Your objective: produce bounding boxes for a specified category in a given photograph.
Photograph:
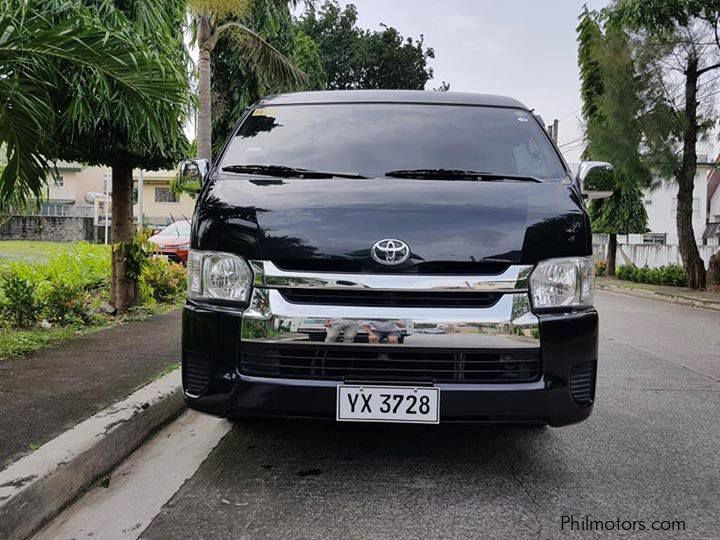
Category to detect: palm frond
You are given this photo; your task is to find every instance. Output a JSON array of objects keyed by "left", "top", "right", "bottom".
[
  {"left": 0, "top": 0, "right": 190, "bottom": 212},
  {"left": 189, "top": 0, "right": 253, "bottom": 19},
  {"left": 218, "top": 21, "right": 308, "bottom": 90}
]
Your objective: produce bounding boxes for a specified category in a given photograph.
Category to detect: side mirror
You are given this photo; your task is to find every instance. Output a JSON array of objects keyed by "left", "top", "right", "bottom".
[
  {"left": 577, "top": 161, "right": 614, "bottom": 200},
  {"left": 176, "top": 158, "right": 209, "bottom": 194}
]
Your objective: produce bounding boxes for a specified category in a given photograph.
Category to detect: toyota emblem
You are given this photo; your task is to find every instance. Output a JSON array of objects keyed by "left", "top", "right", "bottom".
[{"left": 371, "top": 239, "right": 411, "bottom": 266}]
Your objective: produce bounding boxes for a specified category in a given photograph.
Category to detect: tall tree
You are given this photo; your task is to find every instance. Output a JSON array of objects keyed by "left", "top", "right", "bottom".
[
  {"left": 610, "top": 0, "right": 720, "bottom": 288},
  {"left": 297, "top": 0, "right": 437, "bottom": 90},
  {"left": 50, "top": 0, "right": 191, "bottom": 310},
  {"left": 577, "top": 5, "right": 605, "bottom": 129},
  {"left": 293, "top": 30, "right": 328, "bottom": 91},
  {"left": 0, "top": 0, "right": 191, "bottom": 310},
  {"left": 210, "top": 0, "right": 319, "bottom": 153},
  {"left": 578, "top": 7, "right": 650, "bottom": 276},
  {"left": 188, "top": 0, "right": 306, "bottom": 163}
]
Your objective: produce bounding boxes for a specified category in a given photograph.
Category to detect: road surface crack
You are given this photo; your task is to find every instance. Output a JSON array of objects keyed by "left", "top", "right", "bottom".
[{"left": 508, "top": 448, "right": 543, "bottom": 538}]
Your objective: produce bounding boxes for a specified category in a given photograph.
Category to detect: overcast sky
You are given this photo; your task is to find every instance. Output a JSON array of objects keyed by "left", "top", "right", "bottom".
[{"left": 324, "top": 0, "right": 611, "bottom": 162}]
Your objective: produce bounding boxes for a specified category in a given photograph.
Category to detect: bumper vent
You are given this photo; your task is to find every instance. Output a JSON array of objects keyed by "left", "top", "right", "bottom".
[
  {"left": 278, "top": 288, "right": 501, "bottom": 308},
  {"left": 569, "top": 361, "right": 596, "bottom": 407},
  {"left": 183, "top": 351, "right": 210, "bottom": 395},
  {"left": 240, "top": 344, "right": 541, "bottom": 384}
]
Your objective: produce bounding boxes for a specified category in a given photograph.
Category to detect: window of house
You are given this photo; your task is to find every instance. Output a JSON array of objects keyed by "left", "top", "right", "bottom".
[
  {"left": 155, "top": 187, "right": 178, "bottom": 203},
  {"left": 644, "top": 199, "right": 652, "bottom": 206},
  {"left": 54, "top": 175, "right": 64, "bottom": 187},
  {"left": 643, "top": 233, "right": 667, "bottom": 245}
]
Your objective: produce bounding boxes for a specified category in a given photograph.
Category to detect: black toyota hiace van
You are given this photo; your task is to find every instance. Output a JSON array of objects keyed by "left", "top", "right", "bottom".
[{"left": 176, "top": 90, "right": 611, "bottom": 427}]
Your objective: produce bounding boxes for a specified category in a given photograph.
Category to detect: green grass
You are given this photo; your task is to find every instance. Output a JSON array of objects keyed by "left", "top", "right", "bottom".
[
  {"left": 0, "top": 240, "right": 103, "bottom": 265},
  {"left": 0, "top": 302, "right": 182, "bottom": 361},
  {"left": 0, "top": 322, "right": 111, "bottom": 360},
  {"left": 0, "top": 240, "right": 184, "bottom": 361}
]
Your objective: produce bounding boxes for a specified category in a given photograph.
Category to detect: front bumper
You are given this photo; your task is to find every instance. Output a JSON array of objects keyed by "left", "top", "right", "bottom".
[{"left": 181, "top": 298, "right": 598, "bottom": 427}]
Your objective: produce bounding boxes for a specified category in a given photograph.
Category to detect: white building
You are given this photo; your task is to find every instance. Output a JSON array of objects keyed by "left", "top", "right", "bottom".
[
  {"left": 42, "top": 163, "right": 195, "bottom": 228},
  {"left": 623, "top": 155, "right": 720, "bottom": 247}
]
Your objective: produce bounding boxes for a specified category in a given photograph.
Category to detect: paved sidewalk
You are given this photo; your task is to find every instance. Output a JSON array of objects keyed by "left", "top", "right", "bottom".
[
  {"left": 0, "top": 309, "right": 181, "bottom": 469},
  {"left": 596, "top": 277, "right": 720, "bottom": 311}
]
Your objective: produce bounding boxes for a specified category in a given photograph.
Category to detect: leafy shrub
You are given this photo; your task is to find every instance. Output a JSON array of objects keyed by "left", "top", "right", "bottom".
[
  {"left": 117, "top": 229, "right": 154, "bottom": 281},
  {"left": 616, "top": 265, "right": 635, "bottom": 281},
  {"left": 0, "top": 241, "right": 182, "bottom": 332},
  {"left": 0, "top": 273, "right": 42, "bottom": 327},
  {"left": 44, "top": 281, "right": 93, "bottom": 325},
  {"left": 141, "top": 258, "right": 186, "bottom": 302},
  {"left": 616, "top": 264, "right": 688, "bottom": 287},
  {"left": 659, "top": 264, "right": 688, "bottom": 287},
  {"left": 595, "top": 259, "right": 607, "bottom": 277}
]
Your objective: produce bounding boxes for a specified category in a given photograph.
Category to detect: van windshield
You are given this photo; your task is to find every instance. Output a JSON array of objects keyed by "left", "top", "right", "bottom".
[{"left": 220, "top": 103, "right": 567, "bottom": 181}]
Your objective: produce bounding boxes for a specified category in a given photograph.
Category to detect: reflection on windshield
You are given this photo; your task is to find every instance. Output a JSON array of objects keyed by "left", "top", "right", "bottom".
[
  {"left": 161, "top": 221, "right": 191, "bottom": 236},
  {"left": 221, "top": 103, "right": 566, "bottom": 180}
]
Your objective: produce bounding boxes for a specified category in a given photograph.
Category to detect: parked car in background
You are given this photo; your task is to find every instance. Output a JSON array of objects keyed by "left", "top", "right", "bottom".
[{"left": 149, "top": 220, "right": 191, "bottom": 264}]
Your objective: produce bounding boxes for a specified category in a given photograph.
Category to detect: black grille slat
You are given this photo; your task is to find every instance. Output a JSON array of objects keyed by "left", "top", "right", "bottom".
[
  {"left": 241, "top": 353, "right": 537, "bottom": 365},
  {"left": 279, "top": 288, "right": 501, "bottom": 308},
  {"left": 273, "top": 259, "right": 509, "bottom": 274},
  {"left": 242, "top": 363, "right": 529, "bottom": 374},
  {"left": 240, "top": 344, "right": 541, "bottom": 383}
]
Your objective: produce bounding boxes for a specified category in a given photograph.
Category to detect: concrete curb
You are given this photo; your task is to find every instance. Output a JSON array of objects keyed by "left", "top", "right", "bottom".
[
  {"left": 597, "top": 282, "right": 720, "bottom": 312},
  {"left": 0, "top": 370, "right": 185, "bottom": 540}
]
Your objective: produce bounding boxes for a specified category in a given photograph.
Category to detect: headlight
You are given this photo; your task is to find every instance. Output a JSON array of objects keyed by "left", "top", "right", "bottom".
[
  {"left": 187, "top": 250, "right": 253, "bottom": 303},
  {"left": 529, "top": 256, "right": 594, "bottom": 309}
]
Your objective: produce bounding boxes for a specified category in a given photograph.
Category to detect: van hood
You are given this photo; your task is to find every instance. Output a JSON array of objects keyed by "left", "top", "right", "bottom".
[{"left": 193, "top": 177, "right": 590, "bottom": 268}]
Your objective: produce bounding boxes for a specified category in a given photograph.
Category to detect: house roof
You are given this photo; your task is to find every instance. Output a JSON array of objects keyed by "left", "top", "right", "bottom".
[
  {"left": 54, "top": 161, "right": 83, "bottom": 171},
  {"left": 702, "top": 221, "right": 720, "bottom": 240},
  {"left": 258, "top": 90, "right": 529, "bottom": 110},
  {"left": 708, "top": 160, "right": 720, "bottom": 208}
]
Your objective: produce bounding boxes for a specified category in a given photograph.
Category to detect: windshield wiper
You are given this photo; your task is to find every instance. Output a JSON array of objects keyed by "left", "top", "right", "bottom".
[
  {"left": 221, "top": 164, "right": 368, "bottom": 179},
  {"left": 384, "top": 169, "right": 542, "bottom": 183}
]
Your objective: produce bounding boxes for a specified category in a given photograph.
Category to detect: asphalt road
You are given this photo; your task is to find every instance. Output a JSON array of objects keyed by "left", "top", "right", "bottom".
[{"left": 39, "top": 291, "right": 720, "bottom": 539}]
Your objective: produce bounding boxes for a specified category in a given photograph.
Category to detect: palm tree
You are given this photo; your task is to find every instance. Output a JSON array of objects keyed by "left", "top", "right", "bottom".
[
  {"left": 0, "top": 0, "right": 186, "bottom": 212},
  {"left": 189, "top": 0, "right": 307, "bottom": 163}
]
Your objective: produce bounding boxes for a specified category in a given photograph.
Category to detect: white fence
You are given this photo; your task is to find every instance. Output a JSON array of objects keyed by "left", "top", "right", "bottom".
[
  {"left": 31, "top": 204, "right": 95, "bottom": 218},
  {"left": 593, "top": 242, "right": 718, "bottom": 268}
]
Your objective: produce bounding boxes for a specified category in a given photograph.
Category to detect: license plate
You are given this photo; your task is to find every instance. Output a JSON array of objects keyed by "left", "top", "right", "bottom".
[{"left": 336, "top": 385, "right": 440, "bottom": 424}]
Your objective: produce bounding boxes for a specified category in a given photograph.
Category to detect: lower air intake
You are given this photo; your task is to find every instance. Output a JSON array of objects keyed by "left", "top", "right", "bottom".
[
  {"left": 183, "top": 351, "right": 210, "bottom": 395},
  {"left": 569, "top": 361, "right": 596, "bottom": 407}
]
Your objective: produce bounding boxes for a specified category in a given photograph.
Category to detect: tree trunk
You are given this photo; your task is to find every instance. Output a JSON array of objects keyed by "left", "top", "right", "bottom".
[
  {"left": 110, "top": 161, "right": 139, "bottom": 311},
  {"left": 197, "top": 16, "right": 213, "bottom": 163},
  {"left": 607, "top": 233, "right": 617, "bottom": 277},
  {"left": 676, "top": 57, "right": 706, "bottom": 289}
]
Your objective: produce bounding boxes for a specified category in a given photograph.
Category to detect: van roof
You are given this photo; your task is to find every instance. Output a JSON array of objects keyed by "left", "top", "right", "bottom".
[{"left": 258, "top": 90, "right": 529, "bottom": 110}]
